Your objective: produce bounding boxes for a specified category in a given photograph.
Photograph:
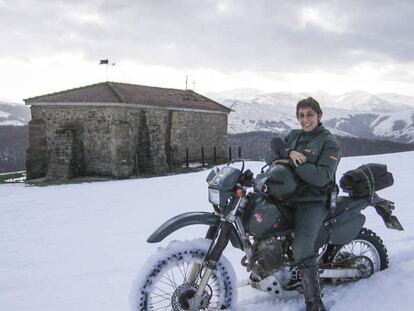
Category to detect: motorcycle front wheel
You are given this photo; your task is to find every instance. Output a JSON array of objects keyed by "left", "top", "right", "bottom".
[{"left": 130, "top": 239, "right": 236, "bottom": 311}]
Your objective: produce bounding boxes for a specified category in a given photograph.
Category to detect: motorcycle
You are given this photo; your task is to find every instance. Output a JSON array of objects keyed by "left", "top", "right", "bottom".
[{"left": 131, "top": 141, "right": 404, "bottom": 311}]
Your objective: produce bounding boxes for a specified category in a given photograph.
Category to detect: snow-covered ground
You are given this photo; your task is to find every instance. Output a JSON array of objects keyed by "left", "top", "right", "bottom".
[{"left": 1, "top": 152, "right": 413, "bottom": 310}]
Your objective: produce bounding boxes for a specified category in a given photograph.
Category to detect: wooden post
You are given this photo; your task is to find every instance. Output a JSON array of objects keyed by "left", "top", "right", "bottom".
[
  {"left": 213, "top": 146, "right": 217, "bottom": 165},
  {"left": 229, "top": 146, "right": 232, "bottom": 161},
  {"left": 135, "top": 154, "right": 139, "bottom": 176},
  {"left": 169, "top": 148, "right": 173, "bottom": 173},
  {"left": 201, "top": 147, "right": 205, "bottom": 167},
  {"left": 238, "top": 147, "right": 242, "bottom": 158},
  {"left": 186, "top": 149, "right": 189, "bottom": 168}
]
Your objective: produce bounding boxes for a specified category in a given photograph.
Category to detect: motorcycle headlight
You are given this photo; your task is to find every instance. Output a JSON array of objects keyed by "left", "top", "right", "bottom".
[{"left": 208, "top": 188, "right": 220, "bottom": 205}]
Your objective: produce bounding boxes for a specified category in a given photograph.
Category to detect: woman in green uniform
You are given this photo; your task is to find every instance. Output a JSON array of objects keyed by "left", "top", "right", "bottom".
[{"left": 282, "top": 97, "right": 341, "bottom": 311}]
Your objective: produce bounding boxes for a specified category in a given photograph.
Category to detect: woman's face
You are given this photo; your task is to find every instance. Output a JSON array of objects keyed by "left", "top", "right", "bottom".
[{"left": 297, "top": 107, "right": 320, "bottom": 132}]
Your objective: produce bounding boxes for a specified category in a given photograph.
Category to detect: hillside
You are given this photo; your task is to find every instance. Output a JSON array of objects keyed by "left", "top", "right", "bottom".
[
  {"left": 0, "top": 125, "right": 28, "bottom": 173},
  {"left": 0, "top": 102, "right": 30, "bottom": 173},
  {"left": 1, "top": 151, "right": 413, "bottom": 310},
  {"left": 0, "top": 102, "right": 30, "bottom": 126},
  {"left": 228, "top": 131, "right": 414, "bottom": 161}
]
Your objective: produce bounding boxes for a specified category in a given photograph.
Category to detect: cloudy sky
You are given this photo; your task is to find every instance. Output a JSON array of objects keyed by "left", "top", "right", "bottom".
[{"left": 1, "top": 0, "right": 414, "bottom": 103}]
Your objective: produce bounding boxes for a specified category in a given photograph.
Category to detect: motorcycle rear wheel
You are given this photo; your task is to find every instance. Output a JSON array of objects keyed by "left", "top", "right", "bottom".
[
  {"left": 130, "top": 239, "right": 236, "bottom": 311},
  {"left": 326, "top": 227, "right": 389, "bottom": 272}
]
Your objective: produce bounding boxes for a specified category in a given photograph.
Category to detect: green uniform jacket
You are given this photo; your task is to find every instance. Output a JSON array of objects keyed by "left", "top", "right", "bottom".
[{"left": 282, "top": 124, "right": 341, "bottom": 203}]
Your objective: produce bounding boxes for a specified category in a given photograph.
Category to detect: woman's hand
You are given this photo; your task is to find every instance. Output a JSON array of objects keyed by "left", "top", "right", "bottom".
[{"left": 289, "top": 150, "right": 307, "bottom": 167}]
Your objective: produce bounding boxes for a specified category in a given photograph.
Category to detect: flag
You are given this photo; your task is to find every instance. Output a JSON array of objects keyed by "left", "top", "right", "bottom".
[{"left": 99, "top": 59, "right": 109, "bottom": 65}]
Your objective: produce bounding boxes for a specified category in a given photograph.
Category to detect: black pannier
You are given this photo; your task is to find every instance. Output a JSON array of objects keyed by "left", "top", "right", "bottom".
[{"left": 339, "top": 163, "right": 394, "bottom": 198}]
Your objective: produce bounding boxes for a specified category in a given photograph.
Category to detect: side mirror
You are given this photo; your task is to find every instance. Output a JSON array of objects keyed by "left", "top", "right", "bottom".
[{"left": 206, "top": 167, "right": 220, "bottom": 183}]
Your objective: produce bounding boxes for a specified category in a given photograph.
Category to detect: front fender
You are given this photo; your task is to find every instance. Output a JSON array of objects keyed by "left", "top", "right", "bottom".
[{"left": 147, "top": 212, "right": 244, "bottom": 250}]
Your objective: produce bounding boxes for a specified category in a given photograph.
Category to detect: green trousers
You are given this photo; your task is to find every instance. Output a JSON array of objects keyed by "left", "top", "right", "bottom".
[{"left": 290, "top": 202, "right": 328, "bottom": 268}]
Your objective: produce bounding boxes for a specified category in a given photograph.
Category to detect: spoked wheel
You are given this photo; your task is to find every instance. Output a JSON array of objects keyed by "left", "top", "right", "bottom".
[
  {"left": 327, "top": 228, "right": 389, "bottom": 273},
  {"left": 131, "top": 239, "right": 236, "bottom": 311}
]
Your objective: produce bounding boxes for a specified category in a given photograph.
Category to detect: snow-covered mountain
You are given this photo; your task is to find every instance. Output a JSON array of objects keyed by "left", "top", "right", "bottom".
[
  {"left": 378, "top": 92, "right": 414, "bottom": 107},
  {"left": 207, "top": 88, "right": 265, "bottom": 102},
  {"left": 206, "top": 90, "right": 414, "bottom": 143},
  {"left": 3, "top": 90, "right": 414, "bottom": 142},
  {"left": 323, "top": 111, "right": 414, "bottom": 143},
  {"left": 335, "top": 91, "right": 412, "bottom": 112},
  {"left": 0, "top": 102, "right": 30, "bottom": 126},
  {"left": 224, "top": 100, "right": 297, "bottom": 134},
  {"left": 208, "top": 89, "right": 414, "bottom": 112}
]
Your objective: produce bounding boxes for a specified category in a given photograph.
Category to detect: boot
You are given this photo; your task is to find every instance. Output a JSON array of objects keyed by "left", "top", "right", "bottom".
[{"left": 300, "top": 266, "right": 326, "bottom": 311}]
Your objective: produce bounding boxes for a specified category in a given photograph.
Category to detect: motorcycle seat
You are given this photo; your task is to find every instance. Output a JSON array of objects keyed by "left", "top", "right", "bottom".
[{"left": 330, "top": 195, "right": 370, "bottom": 218}]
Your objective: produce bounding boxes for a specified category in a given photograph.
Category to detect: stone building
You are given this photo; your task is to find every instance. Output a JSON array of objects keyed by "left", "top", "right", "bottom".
[{"left": 25, "top": 81, "right": 230, "bottom": 180}]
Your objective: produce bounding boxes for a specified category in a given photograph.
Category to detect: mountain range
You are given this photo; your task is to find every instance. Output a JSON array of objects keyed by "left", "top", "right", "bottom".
[
  {"left": 2, "top": 90, "right": 414, "bottom": 143},
  {"left": 0, "top": 101, "right": 31, "bottom": 126},
  {"left": 206, "top": 90, "right": 414, "bottom": 143}
]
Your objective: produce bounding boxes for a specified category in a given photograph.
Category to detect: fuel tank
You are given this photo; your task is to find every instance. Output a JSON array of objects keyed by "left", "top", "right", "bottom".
[{"left": 243, "top": 192, "right": 294, "bottom": 239}]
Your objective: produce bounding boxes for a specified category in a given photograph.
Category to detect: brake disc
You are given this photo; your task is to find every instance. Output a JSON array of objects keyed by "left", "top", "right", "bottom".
[{"left": 171, "top": 283, "right": 198, "bottom": 310}]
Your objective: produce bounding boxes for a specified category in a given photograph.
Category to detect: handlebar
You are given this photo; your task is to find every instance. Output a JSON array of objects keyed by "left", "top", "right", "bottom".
[{"left": 261, "top": 159, "right": 290, "bottom": 173}]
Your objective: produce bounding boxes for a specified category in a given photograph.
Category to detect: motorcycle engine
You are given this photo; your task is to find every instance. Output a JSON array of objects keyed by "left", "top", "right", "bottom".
[{"left": 257, "top": 236, "right": 284, "bottom": 271}]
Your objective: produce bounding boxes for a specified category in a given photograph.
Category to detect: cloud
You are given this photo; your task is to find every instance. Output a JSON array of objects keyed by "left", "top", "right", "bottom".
[
  {"left": 2, "top": 0, "right": 414, "bottom": 101},
  {"left": 1, "top": 0, "right": 414, "bottom": 74}
]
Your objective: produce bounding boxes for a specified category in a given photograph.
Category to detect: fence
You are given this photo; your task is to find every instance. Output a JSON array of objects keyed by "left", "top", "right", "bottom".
[{"left": 166, "top": 146, "right": 243, "bottom": 172}]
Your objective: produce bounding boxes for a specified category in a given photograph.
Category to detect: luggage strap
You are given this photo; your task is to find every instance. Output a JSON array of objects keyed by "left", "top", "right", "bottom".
[{"left": 356, "top": 165, "right": 376, "bottom": 204}]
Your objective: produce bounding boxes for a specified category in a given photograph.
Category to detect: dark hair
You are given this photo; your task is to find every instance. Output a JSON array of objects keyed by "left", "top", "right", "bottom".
[{"left": 296, "top": 97, "right": 323, "bottom": 118}]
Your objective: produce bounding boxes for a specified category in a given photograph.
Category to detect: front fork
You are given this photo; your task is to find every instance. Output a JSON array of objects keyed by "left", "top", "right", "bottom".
[
  {"left": 187, "top": 222, "right": 219, "bottom": 283},
  {"left": 188, "top": 221, "right": 233, "bottom": 310},
  {"left": 188, "top": 196, "right": 250, "bottom": 310}
]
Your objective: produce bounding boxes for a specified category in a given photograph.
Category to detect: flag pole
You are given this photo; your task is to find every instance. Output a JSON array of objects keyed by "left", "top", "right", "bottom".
[{"left": 99, "top": 59, "right": 113, "bottom": 81}]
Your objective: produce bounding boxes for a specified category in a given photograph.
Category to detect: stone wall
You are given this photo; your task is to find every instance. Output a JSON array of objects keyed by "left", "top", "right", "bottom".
[
  {"left": 46, "top": 127, "right": 84, "bottom": 180},
  {"left": 27, "top": 105, "right": 227, "bottom": 180},
  {"left": 26, "top": 119, "right": 48, "bottom": 179},
  {"left": 170, "top": 111, "right": 228, "bottom": 164},
  {"left": 140, "top": 109, "right": 169, "bottom": 174},
  {"left": 31, "top": 106, "right": 114, "bottom": 176},
  {"left": 28, "top": 105, "right": 141, "bottom": 179}
]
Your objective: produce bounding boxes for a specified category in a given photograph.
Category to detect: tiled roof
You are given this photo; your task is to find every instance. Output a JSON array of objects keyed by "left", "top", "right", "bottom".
[{"left": 24, "top": 82, "right": 231, "bottom": 113}]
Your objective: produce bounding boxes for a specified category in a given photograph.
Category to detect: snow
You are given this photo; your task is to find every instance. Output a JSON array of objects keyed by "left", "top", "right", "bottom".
[
  {"left": 0, "top": 120, "right": 26, "bottom": 126},
  {"left": 0, "top": 102, "right": 31, "bottom": 126},
  {"left": 324, "top": 126, "right": 358, "bottom": 137},
  {"left": 0, "top": 101, "right": 24, "bottom": 107},
  {"left": 222, "top": 95, "right": 414, "bottom": 142},
  {"left": 0, "top": 106, "right": 26, "bottom": 126},
  {"left": 208, "top": 89, "right": 414, "bottom": 113},
  {"left": 371, "top": 110, "right": 414, "bottom": 142},
  {"left": 206, "top": 88, "right": 265, "bottom": 102},
  {"left": 1, "top": 151, "right": 413, "bottom": 310},
  {"left": 377, "top": 93, "right": 414, "bottom": 108},
  {"left": 0, "top": 110, "right": 11, "bottom": 118},
  {"left": 216, "top": 90, "right": 414, "bottom": 113},
  {"left": 225, "top": 100, "right": 298, "bottom": 134},
  {"left": 336, "top": 91, "right": 381, "bottom": 111}
]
